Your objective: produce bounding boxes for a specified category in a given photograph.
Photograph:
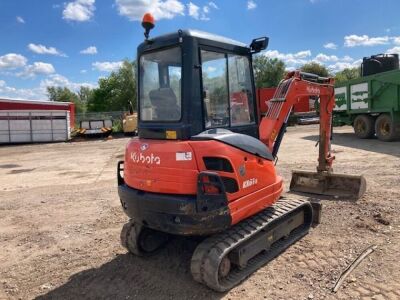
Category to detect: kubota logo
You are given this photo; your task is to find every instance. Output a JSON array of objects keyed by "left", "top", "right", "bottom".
[
  {"left": 140, "top": 143, "right": 149, "bottom": 151},
  {"left": 306, "top": 86, "right": 320, "bottom": 95},
  {"left": 131, "top": 152, "right": 161, "bottom": 165},
  {"left": 243, "top": 178, "right": 258, "bottom": 188}
]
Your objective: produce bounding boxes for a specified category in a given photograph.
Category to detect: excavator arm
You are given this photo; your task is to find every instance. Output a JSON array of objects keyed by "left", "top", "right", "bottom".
[
  {"left": 259, "top": 71, "right": 335, "bottom": 171},
  {"left": 259, "top": 71, "right": 366, "bottom": 199}
]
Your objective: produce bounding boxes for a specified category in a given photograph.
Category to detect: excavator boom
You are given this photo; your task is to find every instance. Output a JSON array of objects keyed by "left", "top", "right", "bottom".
[{"left": 259, "top": 71, "right": 366, "bottom": 199}]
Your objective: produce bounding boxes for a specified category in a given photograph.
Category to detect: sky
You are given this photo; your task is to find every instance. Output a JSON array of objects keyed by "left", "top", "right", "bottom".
[{"left": 1, "top": 0, "right": 400, "bottom": 100}]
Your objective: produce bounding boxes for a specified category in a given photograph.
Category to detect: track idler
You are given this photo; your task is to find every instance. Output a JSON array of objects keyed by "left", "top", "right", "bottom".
[
  {"left": 290, "top": 170, "right": 367, "bottom": 199},
  {"left": 121, "top": 220, "right": 170, "bottom": 256}
]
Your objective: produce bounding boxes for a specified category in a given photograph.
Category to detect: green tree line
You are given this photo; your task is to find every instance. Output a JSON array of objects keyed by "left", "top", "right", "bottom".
[
  {"left": 252, "top": 55, "right": 360, "bottom": 87},
  {"left": 47, "top": 60, "right": 136, "bottom": 113},
  {"left": 47, "top": 56, "right": 361, "bottom": 113}
]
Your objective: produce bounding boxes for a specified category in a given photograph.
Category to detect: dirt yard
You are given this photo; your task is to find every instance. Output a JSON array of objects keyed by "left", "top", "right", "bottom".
[{"left": 0, "top": 125, "right": 399, "bottom": 300}]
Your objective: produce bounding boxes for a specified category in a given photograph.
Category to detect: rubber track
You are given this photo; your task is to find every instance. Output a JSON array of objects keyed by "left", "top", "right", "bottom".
[
  {"left": 121, "top": 220, "right": 145, "bottom": 256},
  {"left": 190, "top": 198, "right": 313, "bottom": 292}
]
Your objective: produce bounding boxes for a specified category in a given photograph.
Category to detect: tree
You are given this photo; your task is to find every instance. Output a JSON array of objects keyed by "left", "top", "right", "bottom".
[
  {"left": 253, "top": 56, "right": 286, "bottom": 88},
  {"left": 47, "top": 86, "right": 85, "bottom": 113},
  {"left": 335, "top": 67, "right": 360, "bottom": 83},
  {"left": 77, "top": 86, "right": 93, "bottom": 105},
  {"left": 87, "top": 60, "right": 136, "bottom": 112},
  {"left": 300, "top": 62, "right": 330, "bottom": 77}
]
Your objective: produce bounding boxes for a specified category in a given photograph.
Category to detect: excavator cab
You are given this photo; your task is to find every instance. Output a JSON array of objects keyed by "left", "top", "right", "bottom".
[{"left": 137, "top": 30, "right": 265, "bottom": 140}]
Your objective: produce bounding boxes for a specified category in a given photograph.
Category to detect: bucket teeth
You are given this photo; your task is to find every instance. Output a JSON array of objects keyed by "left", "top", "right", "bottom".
[{"left": 290, "top": 170, "right": 367, "bottom": 199}]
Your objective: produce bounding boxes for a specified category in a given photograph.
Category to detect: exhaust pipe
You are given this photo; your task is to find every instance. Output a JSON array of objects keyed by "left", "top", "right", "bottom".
[{"left": 290, "top": 170, "right": 366, "bottom": 200}]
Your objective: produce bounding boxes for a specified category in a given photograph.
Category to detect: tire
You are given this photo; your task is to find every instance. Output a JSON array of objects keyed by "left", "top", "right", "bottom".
[
  {"left": 375, "top": 114, "right": 398, "bottom": 142},
  {"left": 353, "top": 114, "right": 375, "bottom": 139}
]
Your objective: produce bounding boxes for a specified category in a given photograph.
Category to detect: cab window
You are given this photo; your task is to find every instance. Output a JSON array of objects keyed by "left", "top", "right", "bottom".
[
  {"left": 228, "top": 54, "right": 255, "bottom": 126},
  {"left": 201, "top": 50, "right": 254, "bottom": 128},
  {"left": 139, "top": 47, "right": 182, "bottom": 121},
  {"left": 201, "top": 50, "right": 229, "bottom": 128}
]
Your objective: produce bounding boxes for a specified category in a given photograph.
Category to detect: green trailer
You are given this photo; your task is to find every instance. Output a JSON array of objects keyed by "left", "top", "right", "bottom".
[{"left": 333, "top": 68, "right": 400, "bottom": 141}]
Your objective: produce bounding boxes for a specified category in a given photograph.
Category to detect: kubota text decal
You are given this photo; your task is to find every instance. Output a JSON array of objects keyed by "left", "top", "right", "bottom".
[{"left": 131, "top": 152, "right": 161, "bottom": 165}]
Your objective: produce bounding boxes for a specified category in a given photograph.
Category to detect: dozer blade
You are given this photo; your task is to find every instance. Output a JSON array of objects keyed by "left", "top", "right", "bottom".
[{"left": 290, "top": 170, "right": 366, "bottom": 199}]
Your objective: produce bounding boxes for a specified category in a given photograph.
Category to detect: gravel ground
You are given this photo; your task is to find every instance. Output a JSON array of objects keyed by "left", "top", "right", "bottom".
[{"left": 0, "top": 125, "right": 399, "bottom": 300}]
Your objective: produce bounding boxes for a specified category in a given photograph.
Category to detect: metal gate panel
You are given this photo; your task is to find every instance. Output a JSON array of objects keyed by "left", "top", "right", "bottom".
[{"left": 0, "top": 110, "right": 71, "bottom": 144}]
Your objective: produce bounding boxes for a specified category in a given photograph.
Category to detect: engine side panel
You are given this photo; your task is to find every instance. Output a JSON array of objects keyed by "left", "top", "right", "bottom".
[
  {"left": 123, "top": 138, "right": 283, "bottom": 229},
  {"left": 123, "top": 137, "right": 198, "bottom": 194},
  {"left": 188, "top": 140, "right": 283, "bottom": 224}
]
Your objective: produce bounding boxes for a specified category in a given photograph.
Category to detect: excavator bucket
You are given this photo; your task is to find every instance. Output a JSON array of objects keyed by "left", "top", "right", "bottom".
[{"left": 290, "top": 170, "right": 367, "bottom": 199}]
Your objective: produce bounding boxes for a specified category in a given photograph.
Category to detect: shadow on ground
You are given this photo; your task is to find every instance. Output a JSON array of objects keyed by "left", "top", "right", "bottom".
[
  {"left": 303, "top": 132, "right": 400, "bottom": 157},
  {"left": 36, "top": 236, "right": 223, "bottom": 300}
]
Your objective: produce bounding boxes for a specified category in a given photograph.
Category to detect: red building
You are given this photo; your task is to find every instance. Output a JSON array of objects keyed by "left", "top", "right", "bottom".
[
  {"left": 0, "top": 98, "right": 75, "bottom": 144},
  {"left": 0, "top": 98, "right": 75, "bottom": 127}
]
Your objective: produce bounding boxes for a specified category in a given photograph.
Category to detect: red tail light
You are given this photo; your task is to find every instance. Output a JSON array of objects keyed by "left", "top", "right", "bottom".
[{"left": 200, "top": 175, "right": 222, "bottom": 195}]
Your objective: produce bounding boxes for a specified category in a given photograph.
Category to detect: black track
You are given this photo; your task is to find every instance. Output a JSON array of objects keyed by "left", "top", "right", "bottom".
[{"left": 190, "top": 199, "right": 313, "bottom": 292}]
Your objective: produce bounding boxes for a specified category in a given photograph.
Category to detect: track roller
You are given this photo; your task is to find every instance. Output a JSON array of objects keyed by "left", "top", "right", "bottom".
[{"left": 190, "top": 199, "right": 313, "bottom": 292}]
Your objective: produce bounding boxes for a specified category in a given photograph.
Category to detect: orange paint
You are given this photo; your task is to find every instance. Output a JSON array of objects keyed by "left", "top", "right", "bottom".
[{"left": 124, "top": 137, "right": 284, "bottom": 225}]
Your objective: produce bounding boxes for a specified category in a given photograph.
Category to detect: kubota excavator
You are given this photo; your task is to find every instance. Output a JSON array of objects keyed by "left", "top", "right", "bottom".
[{"left": 117, "top": 14, "right": 366, "bottom": 292}]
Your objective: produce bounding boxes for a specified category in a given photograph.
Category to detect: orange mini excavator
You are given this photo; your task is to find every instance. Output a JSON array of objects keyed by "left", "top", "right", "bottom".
[{"left": 117, "top": 14, "right": 366, "bottom": 292}]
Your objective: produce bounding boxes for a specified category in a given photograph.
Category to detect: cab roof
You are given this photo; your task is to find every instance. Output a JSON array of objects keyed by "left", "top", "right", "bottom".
[
  {"left": 138, "top": 29, "right": 249, "bottom": 53},
  {"left": 150, "top": 29, "right": 247, "bottom": 47}
]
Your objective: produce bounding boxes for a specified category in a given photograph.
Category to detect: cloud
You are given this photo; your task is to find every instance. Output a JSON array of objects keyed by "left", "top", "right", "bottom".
[
  {"left": 263, "top": 49, "right": 312, "bottom": 67},
  {"left": 0, "top": 80, "right": 5, "bottom": 87},
  {"left": 327, "top": 59, "right": 362, "bottom": 73},
  {"left": 115, "top": 0, "right": 185, "bottom": 21},
  {"left": 16, "top": 16, "right": 25, "bottom": 24},
  {"left": 188, "top": 2, "right": 199, "bottom": 19},
  {"left": 344, "top": 35, "right": 390, "bottom": 47},
  {"left": 28, "top": 43, "right": 67, "bottom": 57},
  {"left": 386, "top": 46, "right": 400, "bottom": 55},
  {"left": 40, "top": 74, "right": 70, "bottom": 87},
  {"left": 40, "top": 74, "right": 96, "bottom": 91},
  {"left": 342, "top": 55, "right": 354, "bottom": 62},
  {"left": 0, "top": 84, "right": 46, "bottom": 100},
  {"left": 262, "top": 49, "right": 360, "bottom": 73},
  {"left": 0, "top": 53, "right": 27, "bottom": 69},
  {"left": 323, "top": 42, "right": 337, "bottom": 50},
  {"left": 247, "top": 0, "right": 257, "bottom": 10},
  {"left": 187, "top": 1, "right": 216, "bottom": 21},
  {"left": 314, "top": 54, "right": 359, "bottom": 72},
  {"left": 294, "top": 50, "right": 312, "bottom": 59},
  {"left": 314, "top": 53, "right": 339, "bottom": 63},
  {"left": 80, "top": 69, "right": 87, "bottom": 73},
  {"left": 208, "top": 1, "right": 218, "bottom": 9},
  {"left": 92, "top": 61, "right": 123, "bottom": 72},
  {"left": 0, "top": 73, "right": 96, "bottom": 100},
  {"left": 17, "top": 62, "right": 55, "bottom": 78},
  {"left": 80, "top": 46, "right": 98, "bottom": 55},
  {"left": 391, "top": 37, "right": 400, "bottom": 45},
  {"left": 313, "top": 54, "right": 358, "bottom": 72},
  {"left": 63, "top": 0, "right": 95, "bottom": 22}
]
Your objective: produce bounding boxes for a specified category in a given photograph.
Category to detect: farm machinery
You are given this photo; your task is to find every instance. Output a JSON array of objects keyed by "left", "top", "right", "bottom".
[{"left": 117, "top": 14, "right": 366, "bottom": 291}]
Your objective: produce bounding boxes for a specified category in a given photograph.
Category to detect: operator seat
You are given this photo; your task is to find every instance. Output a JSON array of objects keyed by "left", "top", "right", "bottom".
[{"left": 149, "top": 88, "right": 180, "bottom": 120}]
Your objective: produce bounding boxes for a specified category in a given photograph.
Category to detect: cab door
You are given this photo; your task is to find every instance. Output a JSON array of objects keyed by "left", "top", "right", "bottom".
[{"left": 199, "top": 48, "right": 259, "bottom": 138}]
